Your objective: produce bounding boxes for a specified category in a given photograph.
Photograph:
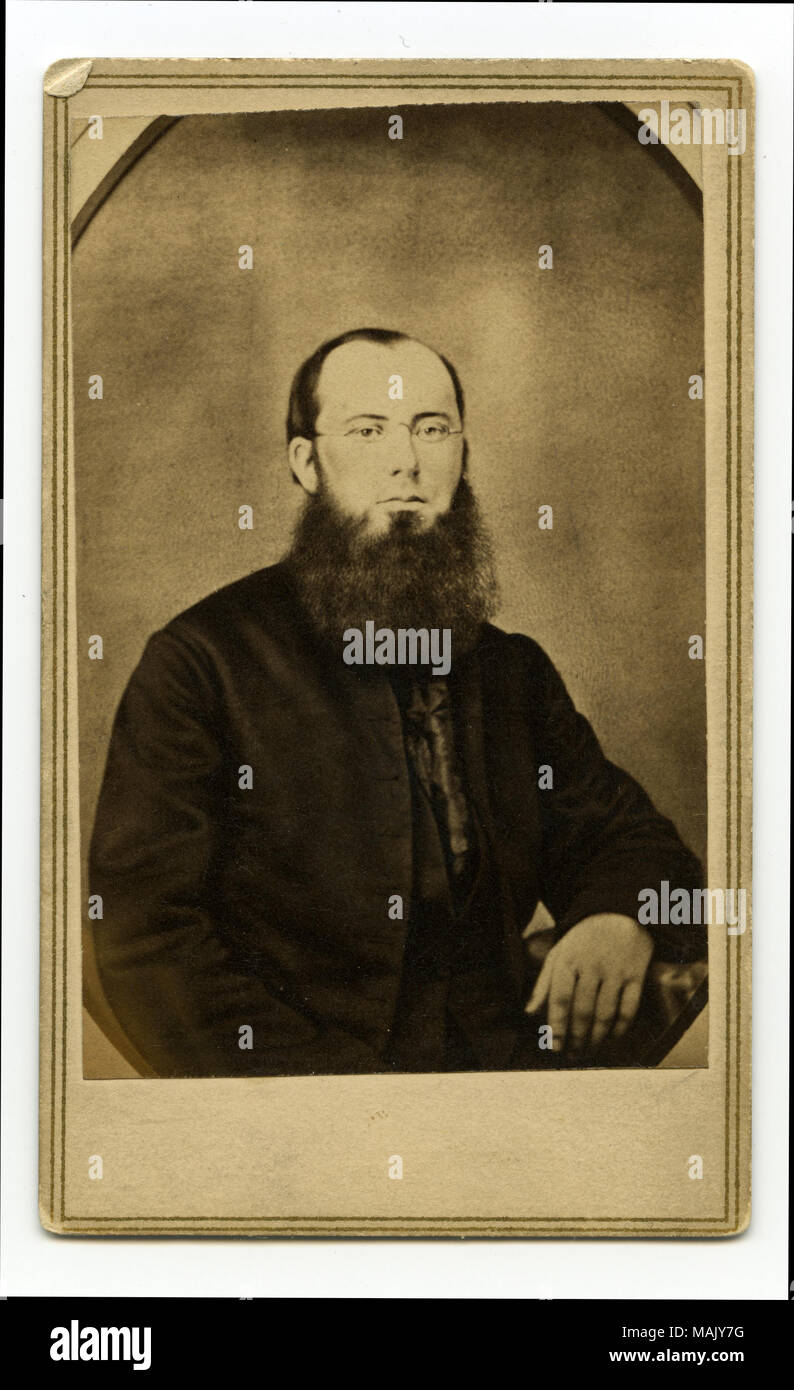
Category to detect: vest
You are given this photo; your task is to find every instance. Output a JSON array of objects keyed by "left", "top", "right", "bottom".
[{"left": 380, "top": 678, "right": 522, "bottom": 1072}]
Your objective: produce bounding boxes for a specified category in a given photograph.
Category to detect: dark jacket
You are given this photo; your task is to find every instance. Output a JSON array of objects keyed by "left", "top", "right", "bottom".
[{"left": 89, "top": 562, "right": 705, "bottom": 1077}]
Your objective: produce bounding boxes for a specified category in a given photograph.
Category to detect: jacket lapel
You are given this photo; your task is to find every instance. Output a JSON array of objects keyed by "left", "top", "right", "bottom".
[{"left": 454, "top": 645, "right": 529, "bottom": 1000}]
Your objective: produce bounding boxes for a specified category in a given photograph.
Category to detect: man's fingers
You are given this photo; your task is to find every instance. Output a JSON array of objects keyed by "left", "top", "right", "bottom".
[
  {"left": 588, "top": 982, "right": 623, "bottom": 1048},
  {"left": 547, "top": 962, "right": 577, "bottom": 1052},
  {"left": 611, "top": 979, "right": 644, "bottom": 1039},
  {"left": 566, "top": 972, "right": 600, "bottom": 1052},
  {"left": 525, "top": 952, "right": 554, "bottom": 1014}
]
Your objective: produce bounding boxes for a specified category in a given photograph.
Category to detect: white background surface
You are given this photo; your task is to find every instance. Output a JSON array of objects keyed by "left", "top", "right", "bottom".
[{"left": 3, "top": 1, "right": 791, "bottom": 1299}]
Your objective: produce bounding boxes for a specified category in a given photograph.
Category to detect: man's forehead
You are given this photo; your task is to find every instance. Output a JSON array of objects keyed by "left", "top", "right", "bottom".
[{"left": 316, "top": 340, "right": 457, "bottom": 418}]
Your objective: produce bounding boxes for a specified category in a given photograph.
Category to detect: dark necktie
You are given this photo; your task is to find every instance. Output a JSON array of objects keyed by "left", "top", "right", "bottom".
[{"left": 399, "top": 676, "right": 477, "bottom": 910}]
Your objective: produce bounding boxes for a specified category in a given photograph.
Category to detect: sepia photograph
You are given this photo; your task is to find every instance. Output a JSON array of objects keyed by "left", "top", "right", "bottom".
[
  {"left": 40, "top": 58, "right": 753, "bottom": 1237},
  {"left": 78, "top": 102, "right": 711, "bottom": 1079}
]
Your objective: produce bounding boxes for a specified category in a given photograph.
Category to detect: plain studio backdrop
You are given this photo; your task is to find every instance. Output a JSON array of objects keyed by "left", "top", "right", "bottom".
[{"left": 72, "top": 102, "right": 706, "bottom": 1073}]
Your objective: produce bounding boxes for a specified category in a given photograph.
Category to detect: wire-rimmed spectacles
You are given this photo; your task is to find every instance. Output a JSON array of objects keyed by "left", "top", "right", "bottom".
[{"left": 313, "top": 418, "right": 464, "bottom": 447}]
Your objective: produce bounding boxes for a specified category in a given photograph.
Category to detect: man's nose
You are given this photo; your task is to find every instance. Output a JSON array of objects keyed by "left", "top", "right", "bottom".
[{"left": 387, "top": 425, "right": 421, "bottom": 474}]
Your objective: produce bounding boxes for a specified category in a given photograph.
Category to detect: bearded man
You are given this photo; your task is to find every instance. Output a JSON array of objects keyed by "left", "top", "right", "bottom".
[{"left": 89, "top": 327, "right": 705, "bottom": 1078}]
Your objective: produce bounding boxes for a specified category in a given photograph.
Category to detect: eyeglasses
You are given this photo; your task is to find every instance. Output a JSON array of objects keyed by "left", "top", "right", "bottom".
[{"left": 313, "top": 419, "right": 464, "bottom": 448}]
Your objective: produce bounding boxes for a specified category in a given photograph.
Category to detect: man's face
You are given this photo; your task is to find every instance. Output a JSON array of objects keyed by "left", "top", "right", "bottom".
[{"left": 293, "top": 339, "right": 465, "bottom": 537}]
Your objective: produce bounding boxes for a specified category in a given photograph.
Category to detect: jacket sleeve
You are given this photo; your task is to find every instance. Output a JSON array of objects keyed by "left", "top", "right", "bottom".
[
  {"left": 523, "top": 637, "right": 706, "bottom": 963},
  {"left": 89, "top": 627, "right": 374, "bottom": 1077}
]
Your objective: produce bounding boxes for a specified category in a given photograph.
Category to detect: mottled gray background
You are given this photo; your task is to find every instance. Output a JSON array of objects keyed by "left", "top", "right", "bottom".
[{"left": 73, "top": 104, "right": 706, "bottom": 1073}]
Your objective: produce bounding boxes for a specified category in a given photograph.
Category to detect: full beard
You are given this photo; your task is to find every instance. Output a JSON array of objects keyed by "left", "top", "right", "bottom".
[{"left": 283, "top": 473, "right": 500, "bottom": 664}]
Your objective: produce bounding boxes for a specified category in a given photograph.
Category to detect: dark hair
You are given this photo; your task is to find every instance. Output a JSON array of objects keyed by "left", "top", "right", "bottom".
[{"left": 286, "top": 327, "right": 466, "bottom": 444}]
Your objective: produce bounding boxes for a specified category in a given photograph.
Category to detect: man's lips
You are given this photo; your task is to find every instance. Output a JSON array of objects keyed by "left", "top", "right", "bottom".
[{"left": 379, "top": 496, "right": 427, "bottom": 505}]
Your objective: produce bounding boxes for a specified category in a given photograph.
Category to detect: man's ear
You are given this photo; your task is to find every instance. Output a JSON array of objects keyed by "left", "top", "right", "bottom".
[{"left": 288, "top": 437, "right": 319, "bottom": 494}]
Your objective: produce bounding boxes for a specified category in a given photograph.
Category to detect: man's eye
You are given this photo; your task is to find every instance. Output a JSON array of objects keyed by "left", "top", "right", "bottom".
[
  {"left": 349, "top": 426, "right": 382, "bottom": 440},
  {"left": 417, "top": 424, "right": 447, "bottom": 439}
]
